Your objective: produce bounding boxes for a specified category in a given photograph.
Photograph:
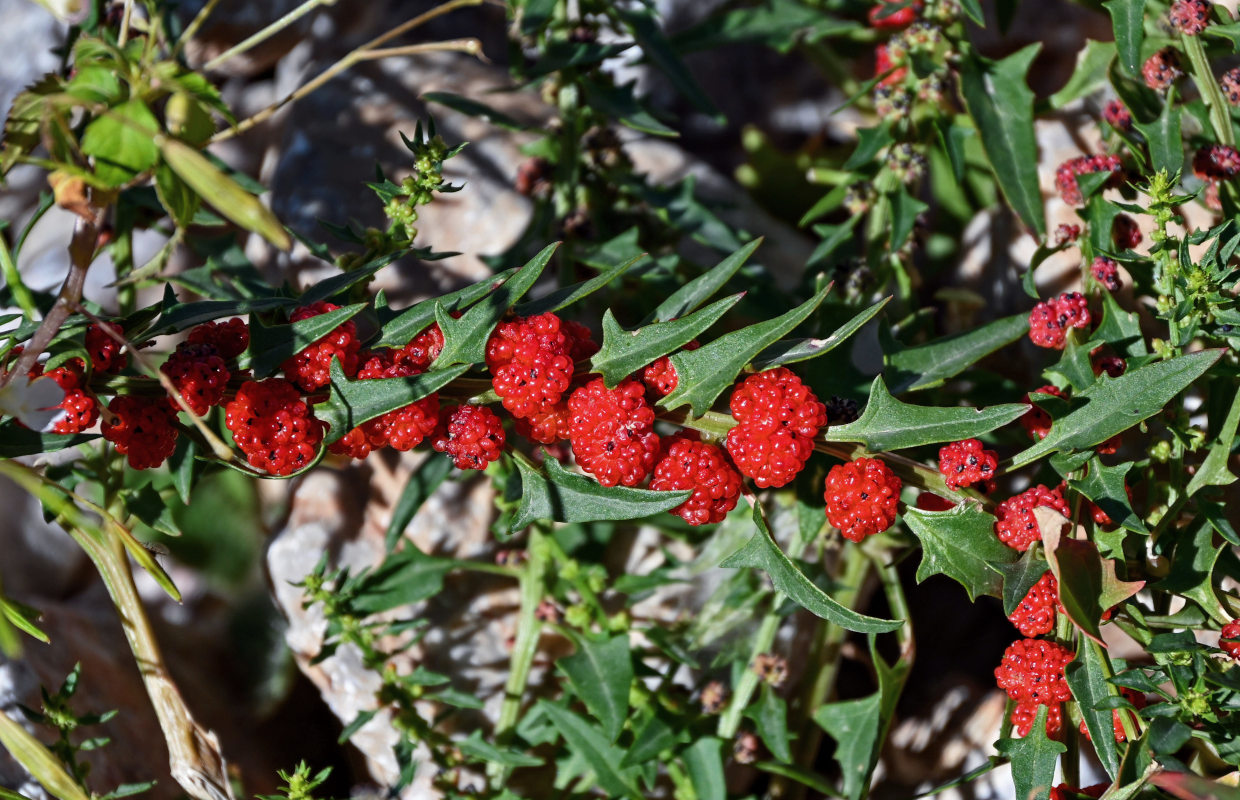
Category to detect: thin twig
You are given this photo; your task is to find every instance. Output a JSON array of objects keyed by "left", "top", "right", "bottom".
[
  {"left": 118, "top": 0, "right": 135, "bottom": 47},
  {"left": 203, "top": 0, "right": 336, "bottom": 72},
  {"left": 174, "top": 0, "right": 225, "bottom": 57}
]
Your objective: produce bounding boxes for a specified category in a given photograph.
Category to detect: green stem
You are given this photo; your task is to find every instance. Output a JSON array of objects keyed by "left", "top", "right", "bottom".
[
  {"left": 1183, "top": 34, "right": 1234, "bottom": 147},
  {"left": 490, "top": 525, "right": 550, "bottom": 783},
  {"left": 117, "top": 0, "right": 134, "bottom": 47},
  {"left": 204, "top": 0, "right": 338, "bottom": 71},
  {"left": 175, "top": 0, "right": 225, "bottom": 55},
  {"left": 0, "top": 708, "right": 90, "bottom": 800},
  {"left": 717, "top": 608, "right": 781, "bottom": 740},
  {"left": 0, "top": 232, "right": 38, "bottom": 319}
]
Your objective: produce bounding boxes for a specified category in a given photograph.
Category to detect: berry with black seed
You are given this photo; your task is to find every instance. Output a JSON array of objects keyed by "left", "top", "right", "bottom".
[
  {"left": 162, "top": 342, "right": 230, "bottom": 416},
  {"left": 187, "top": 318, "right": 250, "bottom": 360},
  {"left": 1011, "top": 701, "right": 1064, "bottom": 738},
  {"left": 1169, "top": 0, "right": 1212, "bottom": 34},
  {"left": 1222, "top": 619, "right": 1240, "bottom": 660},
  {"left": 486, "top": 313, "right": 578, "bottom": 419},
  {"left": 1090, "top": 257, "right": 1122, "bottom": 291},
  {"left": 102, "top": 395, "right": 179, "bottom": 470},
  {"left": 398, "top": 323, "right": 444, "bottom": 372},
  {"left": 31, "top": 360, "right": 97, "bottom": 435},
  {"left": 824, "top": 457, "right": 902, "bottom": 542},
  {"left": 354, "top": 351, "right": 439, "bottom": 452},
  {"left": 1009, "top": 572, "right": 1060, "bottom": 636},
  {"left": 937, "top": 438, "right": 998, "bottom": 491},
  {"left": 85, "top": 322, "right": 127, "bottom": 373},
  {"left": 825, "top": 395, "right": 861, "bottom": 424},
  {"left": 1053, "top": 224, "right": 1081, "bottom": 246},
  {"left": 1021, "top": 384, "right": 1064, "bottom": 441},
  {"left": 281, "top": 302, "right": 362, "bottom": 391},
  {"left": 869, "top": 0, "right": 920, "bottom": 28},
  {"left": 651, "top": 438, "right": 742, "bottom": 525},
  {"left": 726, "top": 367, "right": 828, "bottom": 489},
  {"left": 642, "top": 340, "right": 699, "bottom": 397},
  {"left": 995, "top": 484, "right": 1071, "bottom": 551},
  {"left": 1142, "top": 48, "right": 1182, "bottom": 91},
  {"left": 1093, "top": 354, "right": 1126, "bottom": 377},
  {"left": 1103, "top": 100, "right": 1132, "bottom": 131},
  {"left": 433, "top": 404, "right": 505, "bottom": 470},
  {"left": 225, "top": 378, "right": 324, "bottom": 476},
  {"left": 1078, "top": 687, "right": 1145, "bottom": 742},
  {"left": 567, "top": 377, "right": 661, "bottom": 487},
  {"left": 514, "top": 401, "right": 570, "bottom": 444},
  {"left": 1113, "top": 213, "right": 1143, "bottom": 249},
  {"left": 1054, "top": 154, "right": 1123, "bottom": 206},
  {"left": 1193, "top": 144, "right": 1240, "bottom": 181},
  {"left": 1029, "top": 292, "right": 1091, "bottom": 349},
  {"left": 1223, "top": 67, "right": 1240, "bottom": 104},
  {"left": 995, "top": 637, "right": 1075, "bottom": 706}
]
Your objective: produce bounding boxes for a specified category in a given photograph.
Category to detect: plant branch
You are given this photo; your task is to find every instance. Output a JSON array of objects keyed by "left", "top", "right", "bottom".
[{"left": 203, "top": 0, "right": 338, "bottom": 71}]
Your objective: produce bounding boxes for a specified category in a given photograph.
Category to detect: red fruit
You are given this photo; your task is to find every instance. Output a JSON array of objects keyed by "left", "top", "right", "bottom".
[
  {"left": 187, "top": 318, "right": 250, "bottom": 360},
  {"left": 1008, "top": 572, "right": 1060, "bottom": 636},
  {"left": 1221, "top": 619, "right": 1240, "bottom": 660},
  {"left": 32, "top": 360, "right": 97, "bottom": 435},
  {"left": 280, "top": 302, "right": 362, "bottom": 392},
  {"left": 726, "top": 368, "right": 827, "bottom": 488},
  {"left": 1054, "top": 154, "right": 1123, "bottom": 206},
  {"left": 1049, "top": 785, "right": 1107, "bottom": 800},
  {"left": 1193, "top": 144, "right": 1240, "bottom": 182},
  {"left": 433, "top": 404, "right": 505, "bottom": 470},
  {"left": 162, "top": 342, "right": 230, "bottom": 416},
  {"left": 514, "top": 401, "right": 570, "bottom": 445},
  {"left": 868, "top": 0, "right": 920, "bottom": 28},
  {"left": 1078, "top": 687, "right": 1145, "bottom": 742},
  {"left": 1020, "top": 384, "right": 1064, "bottom": 441},
  {"left": 398, "top": 323, "right": 444, "bottom": 372},
  {"left": 1102, "top": 100, "right": 1132, "bottom": 131},
  {"left": 995, "top": 638, "right": 1074, "bottom": 706},
  {"left": 1090, "top": 257, "right": 1122, "bottom": 292},
  {"left": 85, "top": 323, "right": 127, "bottom": 374},
  {"left": 328, "top": 425, "right": 374, "bottom": 460},
  {"left": 1011, "top": 701, "right": 1064, "bottom": 738},
  {"left": 224, "top": 378, "right": 323, "bottom": 476},
  {"left": 1029, "top": 292, "right": 1091, "bottom": 349},
  {"left": 824, "top": 457, "right": 902, "bottom": 542},
  {"left": 1053, "top": 224, "right": 1081, "bottom": 246},
  {"left": 353, "top": 351, "right": 439, "bottom": 452},
  {"left": 1169, "top": 0, "right": 1212, "bottom": 34},
  {"left": 1142, "top": 48, "right": 1182, "bottom": 91},
  {"left": 1085, "top": 483, "right": 1133, "bottom": 527},
  {"left": 567, "top": 378, "right": 661, "bottom": 487},
  {"left": 485, "top": 313, "right": 577, "bottom": 419},
  {"left": 994, "top": 484, "right": 1070, "bottom": 551},
  {"left": 1093, "top": 354, "right": 1126, "bottom": 377},
  {"left": 915, "top": 493, "right": 955, "bottom": 511},
  {"left": 651, "top": 439, "right": 743, "bottom": 525},
  {"left": 102, "top": 395, "right": 179, "bottom": 470},
  {"left": 1223, "top": 67, "right": 1240, "bottom": 104},
  {"left": 642, "top": 340, "right": 699, "bottom": 397},
  {"left": 1113, "top": 214, "right": 1142, "bottom": 250},
  {"left": 937, "top": 438, "right": 998, "bottom": 491},
  {"left": 875, "top": 44, "right": 908, "bottom": 87}
]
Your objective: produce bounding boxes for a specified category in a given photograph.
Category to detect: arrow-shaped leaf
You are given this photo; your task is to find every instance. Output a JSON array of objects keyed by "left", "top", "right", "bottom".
[
  {"left": 314, "top": 360, "right": 470, "bottom": 445},
  {"left": 248, "top": 302, "right": 366, "bottom": 378},
  {"left": 752, "top": 297, "right": 890, "bottom": 370},
  {"left": 649, "top": 239, "right": 761, "bottom": 323},
  {"left": 883, "top": 313, "right": 1029, "bottom": 393},
  {"left": 557, "top": 635, "right": 633, "bottom": 742},
  {"left": 376, "top": 266, "right": 519, "bottom": 347},
  {"left": 903, "top": 504, "right": 1016, "bottom": 602},
  {"left": 514, "top": 254, "right": 645, "bottom": 317}
]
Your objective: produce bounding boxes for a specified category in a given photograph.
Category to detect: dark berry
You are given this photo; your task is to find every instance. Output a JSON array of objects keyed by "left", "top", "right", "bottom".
[
  {"left": 1090, "top": 256, "right": 1122, "bottom": 291},
  {"left": 85, "top": 322, "right": 127, "bottom": 374},
  {"left": 1102, "top": 100, "right": 1132, "bottom": 131},
  {"left": 187, "top": 318, "right": 250, "bottom": 360},
  {"left": 1193, "top": 144, "right": 1240, "bottom": 182},
  {"left": 1113, "top": 213, "right": 1143, "bottom": 250},
  {"left": 1142, "top": 48, "right": 1182, "bottom": 91}
]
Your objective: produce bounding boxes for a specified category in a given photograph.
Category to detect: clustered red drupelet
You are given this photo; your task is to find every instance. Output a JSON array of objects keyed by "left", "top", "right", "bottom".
[
  {"left": 1168, "top": 0, "right": 1213, "bottom": 34},
  {"left": 1054, "top": 154, "right": 1123, "bottom": 206},
  {"left": 1142, "top": 47, "right": 1182, "bottom": 91},
  {"left": 725, "top": 367, "right": 828, "bottom": 488},
  {"left": 994, "top": 484, "right": 1071, "bottom": 552},
  {"left": 937, "top": 438, "right": 997, "bottom": 492},
  {"left": 823, "top": 457, "right": 902, "bottom": 542},
  {"left": 1029, "top": 292, "right": 1091, "bottom": 350},
  {"left": 650, "top": 436, "right": 742, "bottom": 525},
  {"left": 1090, "top": 256, "right": 1122, "bottom": 291},
  {"left": 994, "top": 638, "right": 1075, "bottom": 737}
]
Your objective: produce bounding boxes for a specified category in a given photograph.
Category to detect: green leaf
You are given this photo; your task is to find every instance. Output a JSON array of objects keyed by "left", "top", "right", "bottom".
[
  {"left": 1065, "top": 641, "right": 1121, "bottom": 779},
  {"left": 591, "top": 294, "right": 742, "bottom": 387},
  {"left": 434, "top": 243, "right": 557, "bottom": 366},
  {"left": 1050, "top": 41, "right": 1118, "bottom": 109},
  {"left": 621, "top": 711, "right": 682, "bottom": 767},
  {"left": 248, "top": 303, "right": 365, "bottom": 378},
  {"left": 1069, "top": 457, "right": 1147, "bottom": 534},
  {"left": 384, "top": 455, "right": 453, "bottom": 552},
  {"left": 720, "top": 504, "right": 902, "bottom": 633},
  {"left": 1186, "top": 385, "right": 1240, "bottom": 496},
  {"left": 0, "top": 427, "right": 98, "bottom": 458},
  {"left": 890, "top": 189, "right": 929, "bottom": 251},
  {"left": 515, "top": 254, "right": 645, "bottom": 317},
  {"left": 352, "top": 546, "right": 455, "bottom": 614},
  {"left": 301, "top": 251, "right": 408, "bottom": 306},
  {"left": 995, "top": 550, "right": 1051, "bottom": 616},
  {"left": 651, "top": 239, "right": 761, "bottom": 323},
  {"left": 1105, "top": 0, "right": 1146, "bottom": 75},
  {"left": 682, "top": 737, "right": 726, "bottom": 800},
  {"left": 958, "top": 0, "right": 985, "bottom": 25},
  {"left": 661, "top": 284, "right": 830, "bottom": 416},
  {"left": 1151, "top": 518, "right": 1228, "bottom": 625},
  {"left": 81, "top": 99, "right": 160, "bottom": 187},
  {"left": 1205, "top": 21, "right": 1240, "bottom": 52},
  {"left": 579, "top": 76, "right": 678, "bottom": 137},
  {"left": 935, "top": 119, "right": 973, "bottom": 184},
  {"left": 558, "top": 635, "right": 632, "bottom": 742},
  {"left": 814, "top": 692, "right": 880, "bottom": 800},
  {"left": 1090, "top": 289, "right": 1147, "bottom": 357},
  {"left": 154, "top": 164, "right": 200, "bottom": 228},
  {"left": 376, "top": 266, "right": 519, "bottom": 347},
  {"left": 843, "top": 124, "right": 893, "bottom": 171},
  {"left": 958, "top": 45, "right": 1046, "bottom": 237},
  {"left": 539, "top": 702, "right": 642, "bottom": 800},
  {"left": 752, "top": 297, "right": 889, "bottom": 369},
  {"left": 457, "top": 730, "right": 543, "bottom": 768},
  {"left": 0, "top": 596, "right": 48, "bottom": 645},
  {"left": 314, "top": 360, "right": 470, "bottom": 446},
  {"left": 884, "top": 313, "right": 1029, "bottom": 393},
  {"left": 1134, "top": 100, "right": 1182, "bottom": 176},
  {"left": 747, "top": 685, "right": 791, "bottom": 762},
  {"left": 807, "top": 216, "right": 861, "bottom": 269},
  {"left": 157, "top": 136, "right": 291, "bottom": 250},
  {"left": 509, "top": 454, "right": 691, "bottom": 533},
  {"left": 903, "top": 505, "right": 1016, "bottom": 601},
  {"left": 422, "top": 91, "right": 526, "bottom": 131},
  {"left": 825, "top": 376, "right": 1027, "bottom": 452},
  {"left": 1011, "top": 350, "right": 1224, "bottom": 468},
  {"left": 995, "top": 706, "right": 1066, "bottom": 800},
  {"left": 616, "top": 7, "right": 721, "bottom": 120}
]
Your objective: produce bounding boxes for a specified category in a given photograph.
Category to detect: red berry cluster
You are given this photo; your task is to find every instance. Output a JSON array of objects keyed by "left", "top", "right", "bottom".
[
  {"left": 726, "top": 367, "right": 828, "bottom": 488},
  {"left": 281, "top": 302, "right": 363, "bottom": 391},
  {"left": 1008, "top": 571, "right": 1060, "bottom": 636},
  {"left": 868, "top": 0, "right": 920, "bottom": 29},
  {"left": 225, "top": 378, "right": 324, "bottom": 475},
  {"left": 1050, "top": 785, "right": 1107, "bottom": 800},
  {"left": 433, "top": 404, "right": 505, "bottom": 470},
  {"left": 994, "top": 638, "right": 1075, "bottom": 737},
  {"left": 1029, "top": 292, "right": 1091, "bottom": 349},
  {"left": 1221, "top": 619, "right": 1240, "bottom": 660},
  {"left": 1102, "top": 100, "right": 1132, "bottom": 132},
  {"left": 1090, "top": 256, "right": 1122, "bottom": 291},
  {"left": 102, "top": 395, "right": 179, "bottom": 470},
  {"left": 568, "top": 377, "right": 661, "bottom": 487},
  {"left": 937, "top": 438, "right": 997, "bottom": 492},
  {"left": 162, "top": 342, "right": 230, "bottom": 416},
  {"left": 1019, "top": 384, "right": 1064, "bottom": 441},
  {"left": 1052, "top": 224, "right": 1080, "bottom": 246},
  {"left": 1223, "top": 67, "right": 1240, "bottom": 105},
  {"left": 1113, "top": 213, "right": 1143, "bottom": 250},
  {"left": 1142, "top": 48, "right": 1182, "bottom": 91},
  {"left": 642, "top": 340, "right": 698, "bottom": 396},
  {"left": 1169, "top": 0, "right": 1212, "bottom": 34},
  {"left": 1193, "top": 144, "right": 1240, "bottom": 182},
  {"left": 85, "top": 322, "right": 127, "bottom": 374},
  {"left": 31, "top": 359, "right": 97, "bottom": 435},
  {"left": 994, "top": 484, "right": 1070, "bottom": 552},
  {"left": 650, "top": 436, "right": 743, "bottom": 525},
  {"left": 1078, "top": 686, "right": 1146, "bottom": 743},
  {"left": 1054, "top": 154, "right": 1122, "bottom": 206},
  {"left": 824, "top": 457, "right": 902, "bottom": 542}
]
